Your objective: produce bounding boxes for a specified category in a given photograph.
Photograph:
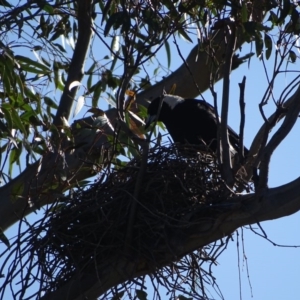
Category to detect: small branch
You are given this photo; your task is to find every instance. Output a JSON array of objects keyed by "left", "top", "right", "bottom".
[
  {"left": 210, "top": 85, "right": 222, "bottom": 166},
  {"left": 238, "top": 76, "right": 246, "bottom": 162},
  {"left": 220, "top": 22, "right": 237, "bottom": 186},
  {"left": 243, "top": 85, "right": 300, "bottom": 183},
  {"left": 173, "top": 37, "right": 203, "bottom": 98},
  {"left": 258, "top": 84, "right": 300, "bottom": 189}
]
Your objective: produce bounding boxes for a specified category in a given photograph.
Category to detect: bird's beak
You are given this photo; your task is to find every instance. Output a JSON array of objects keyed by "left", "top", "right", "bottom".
[{"left": 145, "top": 115, "right": 156, "bottom": 129}]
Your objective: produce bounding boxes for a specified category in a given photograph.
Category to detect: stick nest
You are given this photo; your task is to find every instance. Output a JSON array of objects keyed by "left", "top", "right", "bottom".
[{"left": 1, "top": 144, "right": 252, "bottom": 299}]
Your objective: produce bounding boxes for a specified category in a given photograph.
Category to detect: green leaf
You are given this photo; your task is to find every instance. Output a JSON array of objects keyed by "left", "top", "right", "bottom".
[
  {"left": 92, "top": 84, "right": 102, "bottom": 107},
  {"left": 284, "top": 21, "right": 293, "bottom": 33},
  {"left": 268, "top": 11, "right": 279, "bottom": 25},
  {"left": 110, "top": 51, "right": 119, "bottom": 72},
  {"left": 44, "top": 96, "right": 58, "bottom": 109},
  {"left": 19, "top": 65, "right": 46, "bottom": 74},
  {"left": 53, "top": 62, "right": 65, "bottom": 91},
  {"left": 1, "top": 106, "right": 13, "bottom": 132},
  {"left": 10, "top": 109, "right": 28, "bottom": 137},
  {"left": 101, "top": 0, "right": 113, "bottom": 25},
  {"left": 0, "top": 0, "right": 12, "bottom": 7},
  {"left": 255, "top": 32, "right": 263, "bottom": 57},
  {"left": 33, "top": 46, "right": 43, "bottom": 51},
  {"left": 15, "top": 73, "right": 24, "bottom": 96},
  {"left": 241, "top": 2, "right": 248, "bottom": 23},
  {"left": 24, "top": 86, "right": 40, "bottom": 102},
  {"left": 87, "top": 74, "right": 93, "bottom": 90},
  {"left": 291, "top": 8, "right": 299, "bottom": 26},
  {"left": 121, "top": 14, "right": 131, "bottom": 34},
  {"left": 139, "top": 77, "right": 151, "bottom": 90},
  {"left": 278, "top": 0, "right": 291, "bottom": 24},
  {"left": 264, "top": 33, "right": 272, "bottom": 60},
  {"left": 153, "top": 66, "right": 160, "bottom": 76},
  {"left": 107, "top": 76, "right": 119, "bottom": 89},
  {"left": 243, "top": 21, "right": 257, "bottom": 36},
  {"left": 42, "top": 3, "right": 54, "bottom": 14},
  {"left": 111, "top": 291, "right": 124, "bottom": 300},
  {"left": 1, "top": 68, "right": 11, "bottom": 94},
  {"left": 15, "top": 55, "right": 50, "bottom": 73},
  {"left": 0, "top": 120, "right": 8, "bottom": 136},
  {"left": 164, "top": 40, "right": 171, "bottom": 68},
  {"left": 136, "top": 289, "right": 148, "bottom": 300},
  {"left": 0, "top": 228, "right": 10, "bottom": 249},
  {"left": 178, "top": 28, "right": 193, "bottom": 43},
  {"left": 157, "top": 121, "right": 165, "bottom": 131},
  {"left": 104, "top": 12, "right": 124, "bottom": 36},
  {"left": 126, "top": 137, "right": 140, "bottom": 159},
  {"left": 49, "top": 29, "right": 64, "bottom": 42},
  {"left": 137, "top": 104, "right": 148, "bottom": 116},
  {"left": 9, "top": 144, "right": 22, "bottom": 177},
  {"left": 0, "top": 55, "right": 14, "bottom": 93},
  {"left": 41, "top": 56, "right": 51, "bottom": 67},
  {"left": 86, "top": 62, "right": 96, "bottom": 90},
  {"left": 289, "top": 50, "right": 297, "bottom": 63},
  {"left": 177, "top": 296, "right": 193, "bottom": 300},
  {"left": 53, "top": 43, "right": 66, "bottom": 52}
]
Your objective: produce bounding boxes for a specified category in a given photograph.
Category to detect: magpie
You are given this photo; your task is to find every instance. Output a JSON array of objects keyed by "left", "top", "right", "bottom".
[{"left": 145, "top": 94, "right": 248, "bottom": 156}]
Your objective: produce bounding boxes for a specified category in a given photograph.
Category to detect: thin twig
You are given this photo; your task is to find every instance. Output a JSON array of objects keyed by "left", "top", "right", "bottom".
[
  {"left": 220, "top": 21, "right": 237, "bottom": 186},
  {"left": 238, "top": 76, "right": 246, "bottom": 162}
]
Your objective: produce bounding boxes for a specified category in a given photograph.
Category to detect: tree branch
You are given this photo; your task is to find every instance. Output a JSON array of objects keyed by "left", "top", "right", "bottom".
[
  {"left": 53, "top": 0, "right": 93, "bottom": 127},
  {"left": 0, "top": 120, "right": 114, "bottom": 230},
  {"left": 41, "top": 175, "right": 300, "bottom": 300},
  {"left": 220, "top": 21, "right": 237, "bottom": 186},
  {"left": 245, "top": 84, "right": 300, "bottom": 182},
  {"left": 258, "top": 84, "right": 300, "bottom": 189},
  {"left": 238, "top": 76, "right": 246, "bottom": 161}
]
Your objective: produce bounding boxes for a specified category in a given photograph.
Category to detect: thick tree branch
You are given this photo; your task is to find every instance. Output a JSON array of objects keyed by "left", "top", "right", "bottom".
[
  {"left": 41, "top": 175, "right": 300, "bottom": 300},
  {"left": 136, "top": 30, "right": 243, "bottom": 107},
  {"left": 53, "top": 0, "right": 93, "bottom": 127},
  {"left": 0, "top": 121, "right": 114, "bottom": 230}
]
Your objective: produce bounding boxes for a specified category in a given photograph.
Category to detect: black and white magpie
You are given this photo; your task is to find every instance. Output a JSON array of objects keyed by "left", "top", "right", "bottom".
[{"left": 145, "top": 94, "right": 248, "bottom": 156}]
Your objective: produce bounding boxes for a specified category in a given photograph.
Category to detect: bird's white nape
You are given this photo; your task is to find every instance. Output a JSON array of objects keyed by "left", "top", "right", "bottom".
[{"left": 163, "top": 94, "right": 184, "bottom": 110}]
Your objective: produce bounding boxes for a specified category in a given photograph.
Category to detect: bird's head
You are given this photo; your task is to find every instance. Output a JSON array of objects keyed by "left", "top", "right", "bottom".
[{"left": 145, "top": 94, "right": 184, "bottom": 129}]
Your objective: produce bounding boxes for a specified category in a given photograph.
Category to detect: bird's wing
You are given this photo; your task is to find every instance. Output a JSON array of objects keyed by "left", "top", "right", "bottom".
[{"left": 188, "top": 99, "right": 248, "bottom": 154}]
